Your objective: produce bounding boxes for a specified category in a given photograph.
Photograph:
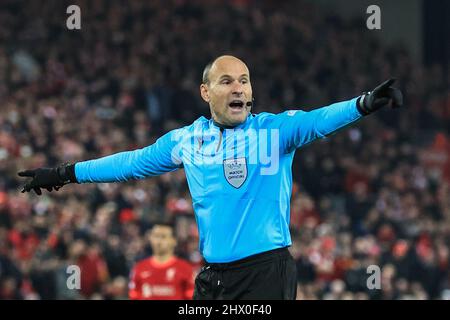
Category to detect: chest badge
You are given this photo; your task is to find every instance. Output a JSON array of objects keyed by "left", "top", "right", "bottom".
[{"left": 223, "top": 157, "right": 247, "bottom": 188}]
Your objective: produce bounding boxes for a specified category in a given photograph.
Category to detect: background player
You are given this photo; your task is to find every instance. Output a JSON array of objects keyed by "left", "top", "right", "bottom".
[{"left": 128, "top": 221, "right": 194, "bottom": 300}]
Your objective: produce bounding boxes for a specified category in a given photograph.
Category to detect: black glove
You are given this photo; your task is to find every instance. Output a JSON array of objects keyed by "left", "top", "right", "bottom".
[
  {"left": 18, "top": 163, "right": 77, "bottom": 195},
  {"left": 356, "top": 78, "right": 403, "bottom": 116}
]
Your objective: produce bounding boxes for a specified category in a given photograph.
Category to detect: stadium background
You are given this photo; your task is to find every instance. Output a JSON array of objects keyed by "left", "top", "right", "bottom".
[{"left": 0, "top": 0, "right": 449, "bottom": 299}]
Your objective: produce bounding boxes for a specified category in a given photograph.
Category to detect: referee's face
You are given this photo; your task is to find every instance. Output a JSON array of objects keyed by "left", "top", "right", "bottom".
[{"left": 200, "top": 56, "right": 253, "bottom": 127}]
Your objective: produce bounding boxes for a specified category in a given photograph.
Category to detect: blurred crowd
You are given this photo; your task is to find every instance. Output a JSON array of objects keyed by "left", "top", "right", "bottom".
[{"left": 0, "top": 0, "right": 449, "bottom": 300}]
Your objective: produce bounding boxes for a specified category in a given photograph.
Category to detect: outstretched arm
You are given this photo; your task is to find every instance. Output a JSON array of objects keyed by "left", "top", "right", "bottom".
[
  {"left": 18, "top": 128, "right": 184, "bottom": 195},
  {"left": 75, "top": 129, "right": 182, "bottom": 183},
  {"left": 276, "top": 79, "right": 403, "bottom": 153}
]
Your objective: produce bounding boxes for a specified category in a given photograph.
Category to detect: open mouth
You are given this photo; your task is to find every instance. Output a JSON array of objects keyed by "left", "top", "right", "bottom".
[{"left": 228, "top": 100, "right": 244, "bottom": 110}]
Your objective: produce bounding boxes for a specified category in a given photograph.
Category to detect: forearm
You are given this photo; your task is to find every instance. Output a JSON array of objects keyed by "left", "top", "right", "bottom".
[
  {"left": 310, "top": 97, "right": 362, "bottom": 138},
  {"left": 74, "top": 151, "right": 137, "bottom": 183},
  {"left": 73, "top": 129, "right": 183, "bottom": 184},
  {"left": 74, "top": 148, "right": 179, "bottom": 183},
  {"left": 279, "top": 97, "right": 363, "bottom": 152}
]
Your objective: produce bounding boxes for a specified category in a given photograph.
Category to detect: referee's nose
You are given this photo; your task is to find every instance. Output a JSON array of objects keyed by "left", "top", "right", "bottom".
[{"left": 231, "top": 80, "right": 244, "bottom": 97}]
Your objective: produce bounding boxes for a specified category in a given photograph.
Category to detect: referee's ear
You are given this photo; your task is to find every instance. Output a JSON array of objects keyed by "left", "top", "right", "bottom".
[{"left": 200, "top": 83, "right": 210, "bottom": 103}]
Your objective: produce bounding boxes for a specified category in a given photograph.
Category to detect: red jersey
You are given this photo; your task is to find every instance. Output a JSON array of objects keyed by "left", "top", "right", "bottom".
[{"left": 129, "top": 256, "right": 194, "bottom": 300}]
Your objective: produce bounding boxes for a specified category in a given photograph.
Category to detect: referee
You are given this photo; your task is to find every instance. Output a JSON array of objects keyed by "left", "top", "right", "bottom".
[{"left": 18, "top": 55, "right": 403, "bottom": 300}]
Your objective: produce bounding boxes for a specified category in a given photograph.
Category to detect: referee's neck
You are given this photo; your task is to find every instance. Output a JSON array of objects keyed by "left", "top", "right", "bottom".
[{"left": 212, "top": 119, "right": 237, "bottom": 131}]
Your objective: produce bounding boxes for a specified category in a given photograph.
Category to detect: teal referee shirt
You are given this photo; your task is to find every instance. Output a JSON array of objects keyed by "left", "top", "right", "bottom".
[{"left": 75, "top": 97, "right": 362, "bottom": 262}]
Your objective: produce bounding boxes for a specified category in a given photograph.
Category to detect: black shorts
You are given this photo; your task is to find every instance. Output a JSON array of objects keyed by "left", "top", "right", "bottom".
[{"left": 193, "top": 247, "right": 297, "bottom": 300}]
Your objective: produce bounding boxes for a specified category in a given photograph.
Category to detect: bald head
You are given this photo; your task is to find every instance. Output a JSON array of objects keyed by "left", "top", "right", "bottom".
[
  {"left": 200, "top": 55, "right": 253, "bottom": 127},
  {"left": 202, "top": 55, "right": 250, "bottom": 85}
]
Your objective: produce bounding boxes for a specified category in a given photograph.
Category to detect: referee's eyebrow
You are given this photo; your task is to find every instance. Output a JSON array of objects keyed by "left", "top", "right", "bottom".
[{"left": 218, "top": 74, "right": 249, "bottom": 80}]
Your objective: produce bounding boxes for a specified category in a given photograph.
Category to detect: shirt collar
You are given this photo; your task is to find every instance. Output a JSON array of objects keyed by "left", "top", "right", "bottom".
[{"left": 210, "top": 114, "right": 253, "bottom": 131}]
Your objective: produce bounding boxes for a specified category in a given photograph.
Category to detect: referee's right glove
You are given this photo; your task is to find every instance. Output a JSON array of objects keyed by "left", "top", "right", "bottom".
[
  {"left": 356, "top": 78, "right": 403, "bottom": 116},
  {"left": 18, "top": 163, "right": 77, "bottom": 195}
]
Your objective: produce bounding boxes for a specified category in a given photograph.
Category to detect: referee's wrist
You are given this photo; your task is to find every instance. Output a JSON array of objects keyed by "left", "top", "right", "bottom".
[
  {"left": 356, "top": 94, "right": 370, "bottom": 116},
  {"left": 56, "top": 163, "right": 78, "bottom": 184}
]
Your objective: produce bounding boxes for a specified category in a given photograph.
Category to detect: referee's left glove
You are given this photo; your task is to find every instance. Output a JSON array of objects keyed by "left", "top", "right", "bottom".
[{"left": 356, "top": 78, "right": 403, "bottom": 116}]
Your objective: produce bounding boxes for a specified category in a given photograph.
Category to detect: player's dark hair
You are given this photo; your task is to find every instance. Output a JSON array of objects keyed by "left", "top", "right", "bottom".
[{"left": 151, "top": 219, "right": 175, "bottom": 232}]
